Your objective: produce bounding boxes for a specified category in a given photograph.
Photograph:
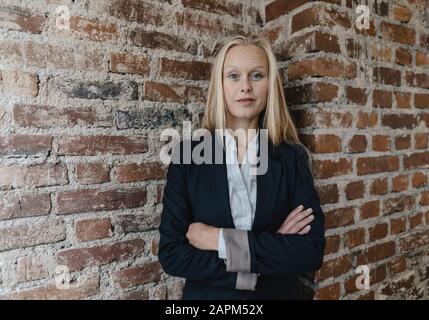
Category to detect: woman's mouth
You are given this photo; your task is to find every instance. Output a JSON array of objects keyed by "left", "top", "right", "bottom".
[{"left": 237, "top": 99, "right": 255, "bottom": 104}]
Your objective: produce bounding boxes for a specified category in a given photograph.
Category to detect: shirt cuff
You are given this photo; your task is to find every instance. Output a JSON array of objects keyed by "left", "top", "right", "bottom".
[
  {"left": 236, "top": 272, "right": 258, "bottom": 291},
  {"left": 222, "top": 229, "right": 251, "bottom": 272},
  {"left": 218, "top": 228, "right": 227, "bottom": 259}
]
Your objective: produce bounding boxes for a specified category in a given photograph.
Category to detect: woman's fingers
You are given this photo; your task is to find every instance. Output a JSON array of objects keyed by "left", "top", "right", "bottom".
[
  {"left": 298, "top": 225, "right": 311, "bottom": 235},
  {"left": 278, "top": 205, "right": 305, "bottom": 230},
  {"left": 282, "top": 207, "right": 313, "bottom": 232},
  {"left": 290, "top": 214, "right": 314, "bottom": 234}
]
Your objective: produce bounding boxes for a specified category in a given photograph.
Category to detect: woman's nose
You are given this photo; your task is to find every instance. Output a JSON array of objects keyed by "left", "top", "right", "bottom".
[{"left": 240, "top": 78, "right": 252, "bottom": 92}]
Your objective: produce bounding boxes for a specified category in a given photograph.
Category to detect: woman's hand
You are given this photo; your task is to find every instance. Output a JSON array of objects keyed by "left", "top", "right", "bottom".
[
  {"left": 276, "top": 205, "right": 314, "bottom": 235},
  {"left": 186, "top": 222, "right": 220, "bottom": 251}
]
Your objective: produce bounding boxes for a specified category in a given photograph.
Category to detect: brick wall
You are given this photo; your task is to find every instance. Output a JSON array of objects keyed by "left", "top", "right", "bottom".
[{"left": 0, "top": 0, "right": 427, "bottom": 300}]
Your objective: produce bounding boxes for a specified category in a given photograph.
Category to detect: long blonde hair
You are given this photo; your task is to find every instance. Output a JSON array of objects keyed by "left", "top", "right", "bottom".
[{"left": 200, "top": 34, "right": 314, "bottom": 176}]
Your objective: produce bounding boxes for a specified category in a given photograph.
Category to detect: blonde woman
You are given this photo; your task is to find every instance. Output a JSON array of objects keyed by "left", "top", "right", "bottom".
[{"left": 158, "top": 35, "right": 325, "bottom": 300}]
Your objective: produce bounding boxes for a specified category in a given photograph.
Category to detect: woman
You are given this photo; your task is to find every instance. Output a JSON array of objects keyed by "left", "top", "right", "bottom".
[{"left": 158, "top": 35, "right": 325, "bottom": 300}]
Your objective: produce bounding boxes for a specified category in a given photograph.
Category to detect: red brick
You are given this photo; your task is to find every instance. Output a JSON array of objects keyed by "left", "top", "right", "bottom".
[
  {"left": 371, "top": 178, "right": 388, "bottom": 195},
  {"left": 388, "top": 256, "right": 407, "bottom": 276},
  {"left": 316, "top": 254, "right": 352, "bottom": 281},
  {"left": 0, "top": 134, "right": 52, "bottom": 156},
  {"left": 265, "top": 0, "right": 309, "bottom": 22},
  {"left": 116, "top": 213, "right": 161, "bottom": 234},
  {"left": 382, "top": 195, "right": 416, "bottom": 216},
  {"left": 371, "top": 43, "right": 391, "bottom": 62},
  {"left": 56, "top": 188, "right": 147, "bottom": 215},
  {"left": 393, "top": 5, "right": 411, "bottom": 22},
  {"left": 372, "top": 67, "right": 401, "bottom": 86},
  {"left": 16, "top": 254, "right": 50, "bottom": 283},
  {"left": 0, "top": 40, "right": 23, "bottom": 66},
  {"left": 369, "top": 223, "right": 388, "bottom": 241},
  {"left": 421, "top": 190, "right": 429, "bottom": 206},
  {"left": 68, "top": 16, "right": 117, "bottom": 42},
  {"left": 56, "top": 239, "right": 145, "bottom": 271},
  {"left": 412, "top": 172, "right": 427, "bottom": 188},
  {"left": 382, "top": 114, "right": 418, "bottom": 129},
  {"left": 356, "top": 241, "right": 396, "bottom": 265},
  {"left": 58, "top": 135, "right": 148, "bottom": 156},
  {"left": 110, "top": 52, "right": 150, "bottom": 76},
  {"left": 346, "top": 86, "right": 367, "bottom": 105},
  {"left": 75, "top": 218, "right": 112, "bottom": 242},
  {"left": 372, "top": 89, "right": 392, "bottom": 108},
  {"left": 345, "top": 181, "right": 364, "bottom": 200},
  {"left": 143, "top": 81, "right": 205, "bottom": 104},
  {"left": 392, "top": 175, "right": 409, "bottom": 192},
  {"left": 288, "top": 57, "right": 357, "bottom": 80},
  {"left": 105, "top": 0, "right": 165, "bottom": 26},
  {"left": 111, "top": 261, "right": 163, "bottom": 289},
  {"left": 372, "top": 135, "right": 390, "bottom": 151},
  {"left": 416, "top": 51, "right": 429, "bottom": 66},
  {"left": 1, "top": 274, "right": 99, "bottom": 300},
  {"left": 325, "top": 207, "right": 355, "bottom": 230},
  {"left": 394, "top": 91, "right": 411, "bottom": 108},
  {"left": 415, "top": 93, "right": 429, "bottom": 109},
  {"left": 346, "top": 38, "right": 367, "bottom": 59},
  {"left": 357, "top": 155, "right": 399, "bottom": 175},
  {"left": 314, "top": 282, "right": 340, "bottom": 300},
  {"left": 75, "top": 163, "right": 110, "bottom": 185},
  {"left": 292, "top": 6, "right": 350, "bottom": 33},
  {"left": 317, "top": 184, "right": 339, "bottom": 205},
  {"left": 0, "top": 163, "right": 68, "bottom": 189},
  {"left": 415, "top": 133, "right": 428, "bottom": 149},
  {"left": 23, "top": 41, "right": 74, "bottom": 69},
  {"left": 405, "top": 71, "right": 429, "bottom": 89},
  {"left": 395, "top": 48, "right": 412, "bottom": 66},
  {"left": 360, "top": 200, "right": 380, "bottom": 220},
  {"left": 344, "top": 228, "right": 365, "bottom": 248},
  {"left": 299, "top": 134, "right": 341, "bottom": 154},
  {"left": 324, "top": 234, "right": 340, "bottom": 255},
  {"left": 399, "top": 231, "right": 429, "bottom": 253},
  {"left": 348, "top": 135, "right": 367, "bottom": 153},
  {"left": 356, "top": 112, "right": 378, "bottom": 129},
  {"left": 13, "top": 104, "right": 112, "bottom": 128},
  {"left": 390, "top": 217, "right": 406, "bottom": 235},
  {"left": 313, "top": 158, "right": 352, "bottom": 179},
  {"left": 395, "top": 134, "right": 411, "bottom": 150},
  {"left": 159, "top": 58, "right": 211, "bottom": 81},
  {"left": 0, "top": 193, "right": 50, "bottom": 221},
  {"left": 285, "top": 82, "right": 338, "bottom": 104},
  {"left": 0, "top": 220, "right": 65, "bottom": 252},
  {"left": 408, "top": 212, "right": 423, "bottom": 230},
  {"left": 114, "top": 162, "right": 167, "bottom": 183},
  {"left": 182, "top": 0, "right": 242, "bottom": 17},
  {"left": 380, "top": 21, "right": 416, "bottom": 45},
  {"left": 0, "top": 5, "right": 45, "bottom": 34},
  {"left": 404, "top": 151, "right": 429, "bottom": 169}
]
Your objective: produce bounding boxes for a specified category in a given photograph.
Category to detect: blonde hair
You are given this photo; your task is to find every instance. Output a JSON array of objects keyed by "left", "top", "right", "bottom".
[{"left": 200, "top": 34, "right": 314, "bottom": 176}]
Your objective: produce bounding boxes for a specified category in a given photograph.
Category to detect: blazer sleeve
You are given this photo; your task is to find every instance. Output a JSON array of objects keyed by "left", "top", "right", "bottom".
[
  {"left": 246, "top": 144, "right": 326, "bottom": 275},
  {"left": 157, "top": 151, "right": 238, "bottom": 289}
]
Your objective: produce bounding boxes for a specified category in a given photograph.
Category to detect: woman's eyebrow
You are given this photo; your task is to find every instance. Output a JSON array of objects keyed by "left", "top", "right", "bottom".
[{"left": 224, "top": 65, "right": 266, "bottom": 70}]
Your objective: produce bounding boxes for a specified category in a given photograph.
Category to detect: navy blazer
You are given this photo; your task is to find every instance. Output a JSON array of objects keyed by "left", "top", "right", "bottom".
[{"left": 158, "top": 131, "right": 326, "bottom": 300}]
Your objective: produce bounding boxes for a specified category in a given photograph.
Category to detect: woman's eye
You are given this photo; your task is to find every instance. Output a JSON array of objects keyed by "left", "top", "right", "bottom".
[
  {"left": 252, "top": 73, "right": 263, "bottom": 80},
  {"left": 227, "top": 73, "right": 263, "bottom": 80}
]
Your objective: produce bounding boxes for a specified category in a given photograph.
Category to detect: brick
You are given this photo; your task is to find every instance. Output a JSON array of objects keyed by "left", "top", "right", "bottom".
[
  {"left": 23, "top": 41, "right": 74, "bottom": 69},
  {"left": 265, "top": 0, "right": 310, "bottom": 22},
  {"left": 373, "top": 0, "right": 389, "bottom": 16},
  {"left": 388, "top": 256, "right": 407, "bottom": 276},
  {"left": 392, "top": 175, "right": 409, "bottom": 192},
  {"left": 75, "top": 163, "right": 110, "bottom": 185},
  {"left": 325, "top": 207, "right": 354, "bottom": 229},
  {"left": 68, "top": 16, "right": 117, "bottom": 42},
  {"left": 394, "top": 92, "right": 411, "bottom": 108},
  {"left": 345, "top": 181, "right": 364, "bottom": 200},
  {"left": 110, "top": 52, "right": 150, "bottom": 76},
  {"left": 1, "top": 274, "right": 99, "bottom": 300},
  {"left": 360, "top": 200, "right": 380, "bottom": 220},
  {"left": 395, "top": 48, "right": 412, "bottom": 66},
  {"left": 143, "top": 81, "right": 205, "bottom": 104},
  {"left": 314, "top": 282, "right": 340, "bottom": 300},
  {"left": 369, "top": 223, "right": 388, "bottom": 241},
  {"left": 182, "top": 0, "right": 242, "bottom": 17},
  {"left": 114, "top": 162, "right": 167, "bottom": 183},
  {"left": 288, "top": 57, "right": 357, "bottom": 80},
  {"left": 285, "top": 82, "right": 338, "bottom": 104},
  {"left": 313, "top": 158, "right": 352, "bottom": 179},
  {"left": 356, "top": 241, "right": 396, "bottom": 265},
  {"left": 0, "top": 163, "right": 68, "bottom": 190},
  {"left": 372, "top": 135, "right": 390, "bottom": 151},
  {"left": 56, "top": 239, "right": 145, "bottom": 271},
  {"left": 390, "top": 217, "right": 406, "bottom": 235},
  {"left": 0, "top": 219, "right": 65, "bottom": 252},
  {"left": 415, "top": 93, "right": 429, "bottom": 109},
  {"left": 371, "top": 178, "right": 388, "bottom": 196},
  {"left": 371, "top": 43, "right": 391, "bottom": 62},
  {"left": 420, "top": 113, "right": 429, "bottom": 127},
  {"left": 116, "top": 107, "right": 192, "bottom": 130},
  {"left": 299, "top": 134, "right": 341, "bottom": 154},
  {"left": 129, "top": 29, "right": 198, "bottom": 55},
  {"left": 412, "top": 172, "right": 427, "bottom": 188},
  {"left": 75, "top": 218, "right": 113, "bottom": 242},
  {"left": 119, "top": 290, "right": 149, "bottom": 300},
  {"left": 348, "top": 135, "right": 367, "bottom": 153},
  {"left": 0, "top": 192, "right": 50, "bottom": 221},
  {"left": 0, "top": 41, "right": 23, "bottom": 66},
  {"left": 116, "top": 212, "right": 161, "bottom": 234},
  {"left": 405, "top": 71, "right": 429, "bottom": 89},
  {"left": 399, "top": 231, "right": 429, "bottom": 253},
  {"left": 415, "top": 52, "right": 429, "bottom": 66},
  {"left": 16, "top": 254, "right": 50, "bottom": 283},
  {"left": 357, "top": 155, "right": 399, "bottom": 175},
  {"left": 346, "top": 87, "right": 367, "bottom": 105},
  {"left": 324, "top": 234, "right": 340, "bottom": 255},
  {"left": 51, "top": 79, "right": 138, "bottom": 100},
  {"left": 395, "top": 135, "right": 411, "bottom": 150},
  {"left": 346, "top": 39, "right": 367, "bottom": 59},
  {"left": 356, "top": 112, "right": 378, "bottom": 129},
  {"left": 105, "top": 0, "right": 165, "bottom": 26},
  {"left": 421, "top": 190, "right": 429, "bottom": 206},
  {"left": 151, "top": 238, "right": 159, "bottom": 256},
  {"left": 381, "top": 114, "right": 418, "bottom": 129},
  {"left": 0, "top": 5, "right": 45, "bottom": 34},
  {"left": 420, "top": 32, "right": 429, "bottom": 49},
  {"left": 372, "top": 67, "right": 401, "bottom": 86},
  {"left": 112, "top": 261, "right": 163, "bottom": 289},
  {"left": 0, "top": 70, "right": 38, "bottom": 97},
  {"left": 13, "top": 104, "right": 113, "bottom": 128},
  {"left": 159, "top": 58, "right": 211, "bottom": 81},
  {"left": 279, "top": 31, "right": 340, "bottom": 60},
  {"left": 408, "top": 212, "right": 423, "bottom": 230},
  {"left": 382, "top": 195, "right": 416, "bottom": 216},
  {"left": 403, "top": 151, "right": 429, "bottom": 169},
  {"left": 56, "top": 188, "right": 147, "bottom": 215},
  {"left": 393, "top": 5, "right": 412, "bottom": 22},
  {"left": 344, "top": 228, "right": 365, "bottom": 248},
  {"left": 292, "top": 6, "right": 350, "bottom": 33},
  {"left": 317, "top": 184, "right": 339, "bottom": 205},
  {"left": 0, "top": 134, "right": 52, "bottom": 156},
  {"left": 58, "top": 135, "right": 147, "bottom": 156},
  {"left": 380, "top": 21, "right": 416, "bottom": 45},
  {"left": 373, "top": 90, "right": 392, "bottom": 108},
  {"left": 316, "top": 254, "right": 352, "bottom": 281},
  {"left": 415, "top": 133, "right": 428, "bottom": 149}
]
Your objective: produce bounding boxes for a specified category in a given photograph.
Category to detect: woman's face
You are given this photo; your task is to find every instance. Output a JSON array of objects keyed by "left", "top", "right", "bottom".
[{"left": 223, "top": 45, "right": 269, "bottom": 126}]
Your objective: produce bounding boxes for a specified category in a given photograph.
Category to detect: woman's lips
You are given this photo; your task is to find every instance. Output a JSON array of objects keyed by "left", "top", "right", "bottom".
[{"left": 238, "top": 99, "right": 255, "bottom": 104}]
